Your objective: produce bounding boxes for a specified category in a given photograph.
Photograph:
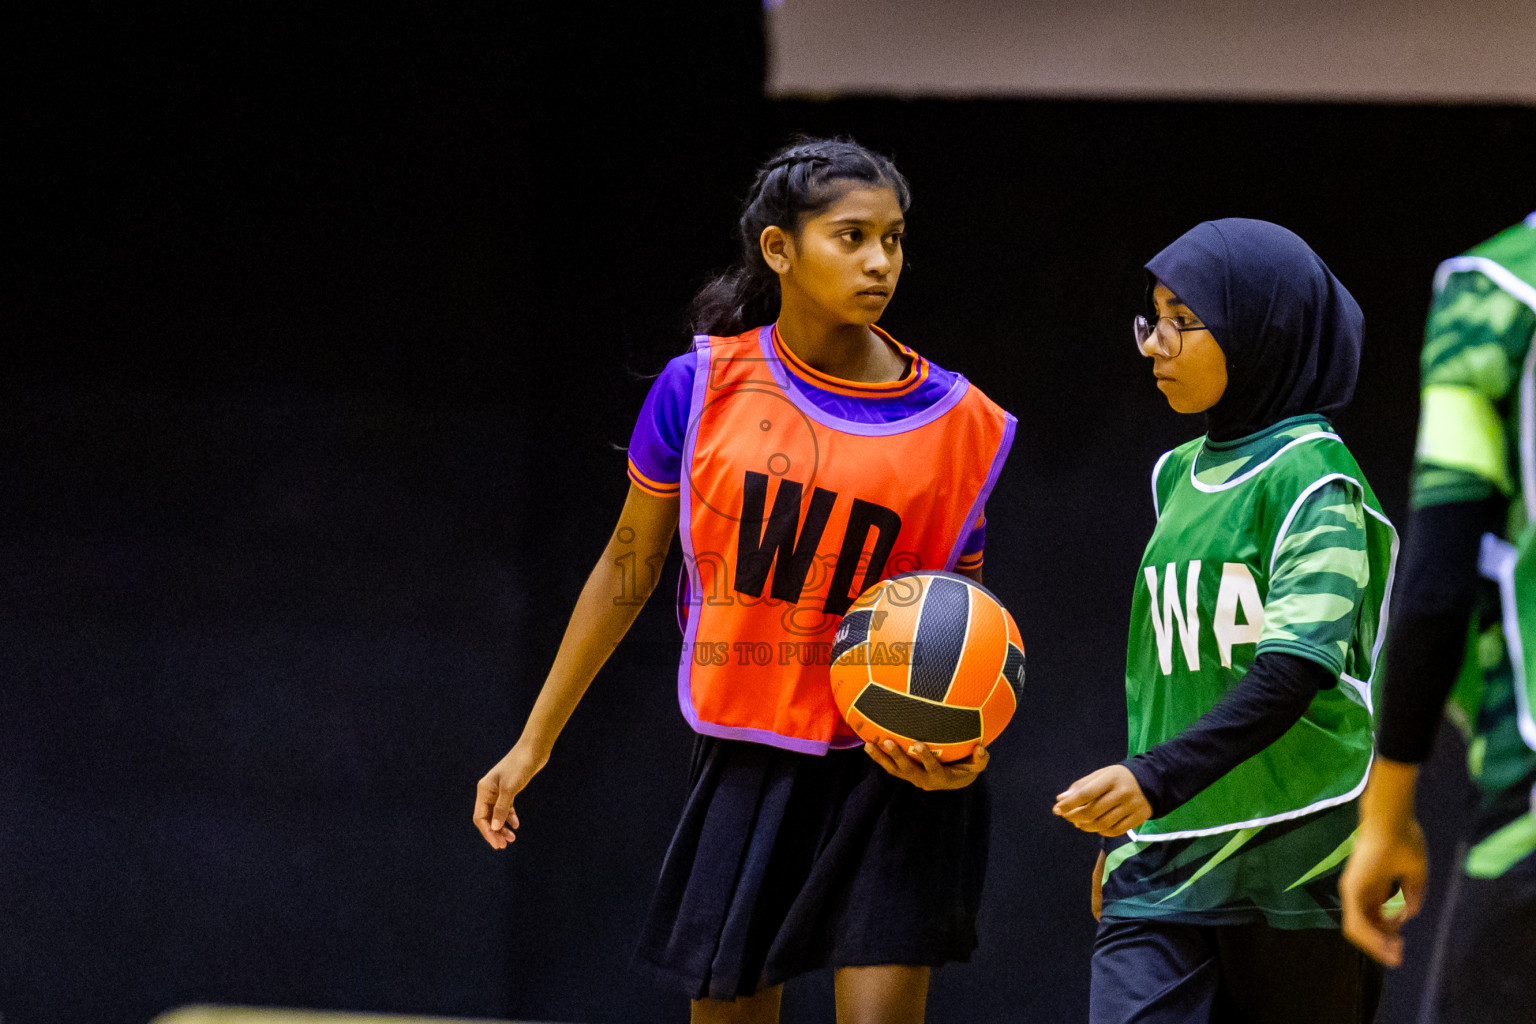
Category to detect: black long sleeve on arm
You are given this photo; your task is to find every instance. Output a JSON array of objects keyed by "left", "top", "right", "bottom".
[
  {"left": 1123, "top": 651, "right": 1331, "bottom": 820},
  {"left": 1374, "top": 497, "right": 1494, "bottom": 764}
]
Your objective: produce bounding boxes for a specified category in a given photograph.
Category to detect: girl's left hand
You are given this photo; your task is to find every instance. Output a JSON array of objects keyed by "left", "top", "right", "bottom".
[
  {"left": 1053, "top": 764, "right": 1153, "bottom": 836},
  {"left": 865, "top": 739, "right": 989, "bottom": 790}
]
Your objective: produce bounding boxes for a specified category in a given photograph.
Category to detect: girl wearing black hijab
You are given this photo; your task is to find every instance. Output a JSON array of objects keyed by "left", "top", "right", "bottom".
[{"left": 1053, "top": 220, "right": 1395, "bottom": 1023}]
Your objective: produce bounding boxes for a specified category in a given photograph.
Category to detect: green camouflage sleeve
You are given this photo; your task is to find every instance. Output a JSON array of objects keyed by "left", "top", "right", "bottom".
[
  {"left": 1257, "top": 479, "right": 1369, "bottom": 677},
  {"left": 1411, "top": 271, "right": 1535, "bottom": 508}
]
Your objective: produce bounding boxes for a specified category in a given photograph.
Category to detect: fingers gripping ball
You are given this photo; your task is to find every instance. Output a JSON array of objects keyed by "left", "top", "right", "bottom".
[{"left": 829, "top": 571, "right": 1024, "bottom": 762}]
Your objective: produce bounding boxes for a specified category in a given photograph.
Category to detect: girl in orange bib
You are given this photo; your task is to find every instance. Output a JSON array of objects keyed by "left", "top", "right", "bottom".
[{"left": 473, "top": 137, "right": 1016, "bottom": 1022}]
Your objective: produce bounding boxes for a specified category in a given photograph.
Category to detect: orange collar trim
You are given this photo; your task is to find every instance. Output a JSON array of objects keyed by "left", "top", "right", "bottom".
[{"left": 771, "top": 324, "right": 929, "bottom": 399}]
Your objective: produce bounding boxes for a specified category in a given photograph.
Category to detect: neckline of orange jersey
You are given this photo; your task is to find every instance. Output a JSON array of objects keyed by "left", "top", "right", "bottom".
[{"left": 770, "top": 324, "right": 930, "bottom": 399}]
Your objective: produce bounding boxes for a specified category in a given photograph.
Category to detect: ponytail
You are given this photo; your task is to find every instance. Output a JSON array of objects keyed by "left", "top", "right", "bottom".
[{"left": 688, "top": 136, "right": 911, "bottom": 337}]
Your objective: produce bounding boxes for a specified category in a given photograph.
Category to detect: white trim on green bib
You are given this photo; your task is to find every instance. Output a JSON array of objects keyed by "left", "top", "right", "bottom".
[
  {"left": 1267, "top": 471, "right": 1396, "bottom": 713},
  {"left": 1479, "top": 534, "right": 1536, "bottom": 751},
  {"left": 1361, "top": 502, "right": 1400, "bottom": 697},
  {"left": 1521, "top": 334, "right": 1536, "bottom": 529},
  {"left": 1187, "top": 432, "right": 1342, "bottom": 493},
  {"left": 1435, "top": 256, "right": 1536, "bottom": 317},
  {"left": 1433, "top": 252, "right": 1536, "bottom": 521},
  {"left": 1128, "top": 765, "right": 1373, "bottom": 842},
  {"left": 1150, "top": 448, "right": 1175, "bottom": 520}
]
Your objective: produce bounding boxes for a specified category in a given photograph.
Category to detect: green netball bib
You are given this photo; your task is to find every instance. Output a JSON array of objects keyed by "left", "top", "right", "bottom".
[
  {"left": 1126, "top": 418, "right": 1397, "bottom": 839},
  {"left": 1451, "top": 217, "right": 1536, "bottom": 753}
]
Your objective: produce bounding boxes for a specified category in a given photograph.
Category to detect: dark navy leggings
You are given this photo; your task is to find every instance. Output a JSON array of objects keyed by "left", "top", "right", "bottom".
[{"left": 1090, "top": 917, "right": 1382, "bottom": 1024}]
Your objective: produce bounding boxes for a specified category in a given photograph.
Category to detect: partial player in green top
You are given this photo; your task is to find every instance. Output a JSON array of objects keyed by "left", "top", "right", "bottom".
[
  {"left": 1342, "top": 213, "right": 1536, "bottom": 1024},
  {"left": 1055, "top": 219, "right": 1392, "bottom": 1024}
]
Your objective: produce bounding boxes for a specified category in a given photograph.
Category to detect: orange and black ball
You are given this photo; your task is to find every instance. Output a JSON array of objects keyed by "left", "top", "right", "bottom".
[{"left": 830, "top": 571, "right": 1024, "bottom": 762}]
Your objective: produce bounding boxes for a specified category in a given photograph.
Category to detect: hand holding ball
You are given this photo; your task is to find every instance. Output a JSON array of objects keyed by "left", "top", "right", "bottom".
[{"left": 830, "top": 571, "right": 1025, "bottom": 763}]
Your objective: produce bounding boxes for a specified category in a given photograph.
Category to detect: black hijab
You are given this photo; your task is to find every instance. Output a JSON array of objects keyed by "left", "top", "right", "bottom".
[{"left": 1145, "top": 218, "right": 1363, "bottom": 442}]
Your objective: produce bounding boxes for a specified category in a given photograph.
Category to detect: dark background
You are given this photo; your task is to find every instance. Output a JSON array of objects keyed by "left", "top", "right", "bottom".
[{"left": 7, "top": 3, "right": 1534, "bottom": 1022}]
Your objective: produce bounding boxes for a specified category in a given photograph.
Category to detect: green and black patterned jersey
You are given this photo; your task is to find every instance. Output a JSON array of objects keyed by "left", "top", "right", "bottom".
[
  {"left": 1410, "top": 214, "right": 1536, "bottom": 879},
  {"left": 1102, "top": 417, "right": 1396, "bottom": 928}
]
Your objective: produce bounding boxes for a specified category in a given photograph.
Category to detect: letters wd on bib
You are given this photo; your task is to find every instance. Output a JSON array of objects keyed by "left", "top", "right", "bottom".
[{"left": 674, "top": 326, "right": 1014, "bottom": 753}]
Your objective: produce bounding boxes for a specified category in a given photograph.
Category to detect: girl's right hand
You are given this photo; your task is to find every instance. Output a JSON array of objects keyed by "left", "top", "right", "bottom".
[
  {"left": 1053, "top": 764, "right": 1153, "bottom": 836},
  {"left": 473, "top": 743, "right": 548, "bottom": 849},
  {"left": 469, "top": 485, "right": 676, "bottom": 851},
  {"left": 1340, "top": 757, "right": 1427, "bottom": 966}
]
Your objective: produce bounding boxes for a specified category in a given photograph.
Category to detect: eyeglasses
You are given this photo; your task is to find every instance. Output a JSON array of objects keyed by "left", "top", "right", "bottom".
[{"left": 1133, "top": 315, "right": 1207, "bottom": 358}]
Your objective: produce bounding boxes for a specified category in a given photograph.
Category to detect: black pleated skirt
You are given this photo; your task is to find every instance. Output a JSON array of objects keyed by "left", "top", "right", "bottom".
[{"left": 632, "top": 734, "right": 990, "bottom": 1000}]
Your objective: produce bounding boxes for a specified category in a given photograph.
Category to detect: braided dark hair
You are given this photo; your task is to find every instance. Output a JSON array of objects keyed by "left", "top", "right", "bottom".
[{"left": 689, "top": 136, "right": 911, "bottom": 337}]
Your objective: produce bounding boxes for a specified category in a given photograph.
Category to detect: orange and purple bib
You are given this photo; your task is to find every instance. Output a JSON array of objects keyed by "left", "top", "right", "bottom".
[{"left": 642, "top": 325, "right": 1015, "bottom": 754}]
